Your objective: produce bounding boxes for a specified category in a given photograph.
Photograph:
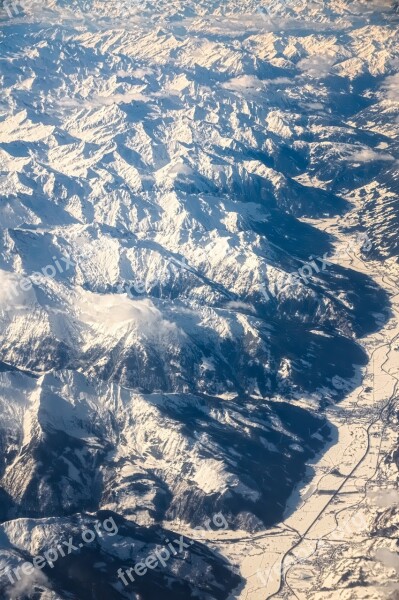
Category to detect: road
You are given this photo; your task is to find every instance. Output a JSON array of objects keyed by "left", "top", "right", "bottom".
[
  {"left": 165, "top": 216, "right": 399, "bottom": 600},
  {"left": 263, "top": 219, "right": 399, "bottom": 599}
]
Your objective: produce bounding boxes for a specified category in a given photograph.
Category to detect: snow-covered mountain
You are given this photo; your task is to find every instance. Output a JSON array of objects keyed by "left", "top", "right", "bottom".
[{"left": 0, "top": 0, "right": 398, "bottom": 598}]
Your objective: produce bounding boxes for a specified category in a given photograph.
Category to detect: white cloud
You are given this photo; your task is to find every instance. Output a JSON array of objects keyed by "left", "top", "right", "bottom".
[
  {"left": 0, "top": 270, "right": 37, "bottom": 314},
  {"left": 348, "top": 148, "right": 394, "bottom": 163},
  {"left": 306, "top": 101, "right": 325, "bottom": 110},
  {"left": 297, "top": 55, "right": 336, "bottom": 78},
  {"left": 8, "top": 568, "right": 49, "bottom": 600},
  {"left": 367, "top": 488, "right": 399, "bottom": 508},
  {"left": 225, "top": 300, "right": 256, "bottom": 313},
  {"left": 76, "top": 290, "right": 182, "bottom": 344},
  {"left": 375, "top": 548, "right": 399, "bottom": 573},
  {"left": 382, "top": 72, "right": 399, "bottom": 101},
  {"left": 222, "top": 75, "right": 265, "bottom": 93}
]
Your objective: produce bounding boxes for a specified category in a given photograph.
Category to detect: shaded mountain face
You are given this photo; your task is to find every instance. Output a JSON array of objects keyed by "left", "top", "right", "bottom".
[
  {"left": 0, "top": 370, "right": 330, "bottom": 530},
  {"left": 0, "top": 0, "right": 398, "bottom": 598},
  {"left": 0, "top": 512, "right": 242, "bottom": 600}
]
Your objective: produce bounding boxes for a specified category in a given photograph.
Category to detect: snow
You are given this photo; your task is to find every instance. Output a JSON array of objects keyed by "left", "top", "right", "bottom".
[{"left": 0, "top": 0, "right": 399, "bottom": 598}]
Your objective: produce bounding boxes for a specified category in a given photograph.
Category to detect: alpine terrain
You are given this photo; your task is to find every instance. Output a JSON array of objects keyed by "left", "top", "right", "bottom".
[{"left": 0, "top": 0, "right": 398, "bottom": 598}]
